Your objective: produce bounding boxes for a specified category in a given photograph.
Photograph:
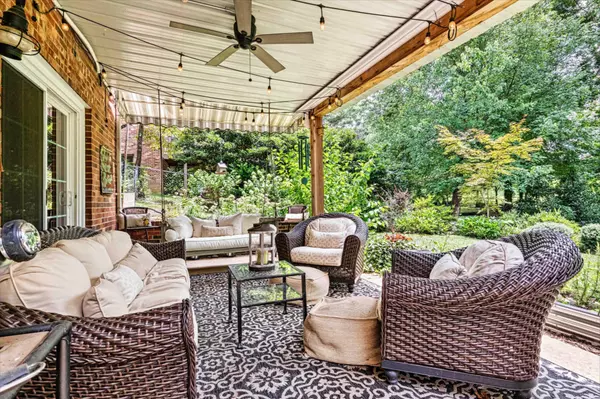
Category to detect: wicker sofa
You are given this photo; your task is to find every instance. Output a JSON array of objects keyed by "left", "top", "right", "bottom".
[
  {"left": 275, "top": 213, "right": 368, "bottom": 292},
  {"left": 381, "top": 231, "right": 583, "bottom": 399},
  {"left": 0, "top": 226, "right": 197, "bottom": 399}
]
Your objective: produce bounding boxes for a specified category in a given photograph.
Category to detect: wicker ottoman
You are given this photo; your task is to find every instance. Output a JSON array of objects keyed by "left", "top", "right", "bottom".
[
  {"left": 271, "top": 266, "right": 329, "bottom": 306},
  {"left": 304, "top": 296, "right": 381, "bottom": 366}
]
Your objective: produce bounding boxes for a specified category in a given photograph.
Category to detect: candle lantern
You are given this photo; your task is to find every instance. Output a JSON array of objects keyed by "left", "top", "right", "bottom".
[{"left": 247, "top": 224, "right": 277, "bottom": 271}]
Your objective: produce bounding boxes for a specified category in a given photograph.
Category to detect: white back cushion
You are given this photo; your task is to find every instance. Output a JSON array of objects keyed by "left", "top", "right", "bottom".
[
  {"left": 218, "top": 213, "right": 243, "bottom": 235},
  {"left": 0, "top": 248, "right": 91, "bottom": 316},
  {"left": 167, "top": 215, "right": 193, "bottom": 239},
  {"left": 305, "top": 218, "right": 356, "bottom": 244},
  {"left": 53, "top": 238, "right": 113, "bottom": 281},
  {"left": 189, "top": 217, "right": 216, "bottom": 238},
  {"left": 90, "top": 230, "right": 133, "bottom": 264},
  {"left": 117, "top": 243, "right": 158, "bottom": 280}
]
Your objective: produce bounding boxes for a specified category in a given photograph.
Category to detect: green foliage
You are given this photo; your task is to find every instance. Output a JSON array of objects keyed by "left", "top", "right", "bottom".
[
  {"left": 525, "top": 210, "right": 580, "bottom": 234},
  {"left": 560, "top": 250, "right": 600, "bottom": 311},
  {"left": 581, "top": 224, "right": 600, "bottom": 253},
  {"left": 525, "top": 222, "right": 575, "bottom": 238},
  {"left": 187, "top": 170, "right": 239, "bottom": 213},
  {"left": 364, "top": 233, "right": 417, "bottom": 273},
  {"left": 122, "top": 166, "right": 150, "bottom": 199},
  {"left": 456, "top": 217, "right": 503, "bottom": 239},
  {"left": 395, "top": 199, "right": 454, "bottom": 234}
]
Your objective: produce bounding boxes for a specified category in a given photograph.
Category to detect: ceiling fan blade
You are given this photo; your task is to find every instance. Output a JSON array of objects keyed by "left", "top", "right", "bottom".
[
  {"left": 169, "top": 21, "right": 232, "bottom": 40},
  {"left": 234, "top": 0, "right": 252, "bottom": 35},
  {"left": 207, "top": 45, "right": 239, "bottom": 66},
  {"left": 256, "top": 32, "right": 314, "bottom": 45},
  {"left": 251, "top": 45, "right": 285, "bottom": 73}
]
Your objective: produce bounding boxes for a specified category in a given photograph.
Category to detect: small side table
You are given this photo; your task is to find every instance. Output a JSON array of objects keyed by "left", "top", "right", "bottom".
[
  {"left": 0, "top": 322, "right": 72, "bottom": 399},
  {"left": 228, "top": 262, "right": 307, "bottom": 348}
]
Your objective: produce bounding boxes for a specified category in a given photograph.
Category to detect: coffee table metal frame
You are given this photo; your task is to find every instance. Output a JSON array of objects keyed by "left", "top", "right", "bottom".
[{"left": 227, "top": 263, "right": 307, "bottom": 348}]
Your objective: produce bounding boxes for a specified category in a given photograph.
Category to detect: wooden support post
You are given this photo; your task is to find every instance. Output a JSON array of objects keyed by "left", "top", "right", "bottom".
[{"left": 310, "top": 114, "right": 324, "bottom": 216}]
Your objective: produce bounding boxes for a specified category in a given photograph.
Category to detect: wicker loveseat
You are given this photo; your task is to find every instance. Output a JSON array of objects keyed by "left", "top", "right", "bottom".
[
  {"left": 381, "top": 231, "right": 583, "bottom": 399},
  {"left": 275, "top": 213, "right": 368, "bottom": 292},
  {"left": 0, "top": 226, "right": 197, "bottom": 399}
]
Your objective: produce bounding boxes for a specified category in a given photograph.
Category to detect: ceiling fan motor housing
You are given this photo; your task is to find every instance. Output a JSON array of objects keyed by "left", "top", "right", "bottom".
[{"left": 233, "top": 15, "right": 257, "bottom": 49}]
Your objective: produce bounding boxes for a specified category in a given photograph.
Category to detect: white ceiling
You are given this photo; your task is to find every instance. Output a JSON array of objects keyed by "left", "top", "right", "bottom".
[{"left": 59, "top": 0, "right": 458, "bottom": 129}]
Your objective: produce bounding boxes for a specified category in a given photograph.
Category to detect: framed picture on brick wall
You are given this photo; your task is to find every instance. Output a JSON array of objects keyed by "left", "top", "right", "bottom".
[{"left": 100, "top": 145, "right": 114, "bottom": 194}]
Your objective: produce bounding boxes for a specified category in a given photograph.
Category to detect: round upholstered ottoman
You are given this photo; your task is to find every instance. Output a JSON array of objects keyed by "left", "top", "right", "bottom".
[
  {"left": 303, "top": 296, "right": 381, "bottom": 366},
  {"left": 271, "top": 266, "right": 329, "bottom": 306}
]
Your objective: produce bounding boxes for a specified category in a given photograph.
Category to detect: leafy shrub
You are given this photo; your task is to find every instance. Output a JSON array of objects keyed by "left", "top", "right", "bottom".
[
  {"left": 456, "top": 217, "right": 502, "bottom": 239},
  {"left": 581, "top": 224, "right": 600, "bottom": 253},
  {"left": 560, "top": 250, "right": 600, "bottom": 311},
  {"left": 395, "top": 197, "right": 454, "bottom": 234},
  {"left": 364, "top": 233, "right": 417, "bottom": 273},
  {"left": 524, "top": 222, "right": 575, "bottom": 238},
  {"left": 499, "top": 210, "right": 528, "bottom": 235},
  {"left": 525, "top": 210, "right": 580, "bottom": 234},
  {"left": 382, "top": 188, "right": 412, "bottom": 231}
]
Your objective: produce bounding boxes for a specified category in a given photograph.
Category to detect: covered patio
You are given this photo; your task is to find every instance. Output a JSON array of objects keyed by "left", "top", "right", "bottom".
[{"left": 0, "top": 1, "right": 598, "bottom": 399}]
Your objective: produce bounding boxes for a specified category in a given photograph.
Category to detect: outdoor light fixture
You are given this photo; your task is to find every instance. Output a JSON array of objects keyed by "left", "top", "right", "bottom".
[
  {"left": 101, "top": 67, "right": 107, "bottom": 79},
  {"left": 0, "top": 0, "right": 41, "bottom": 60},
  {"left": 267, "top": 77, "right": 272, "bottom": 94},
  {"left": 61, "top": 11, "right": 69, "bottom": 32},
  {"left": 0, "top": 219, "right": 41, "bottom": 266},
  {"left": 424, "top": 23, "right": 431, "bottom": 45},
  {"left": 177, "top": 53, "right": 183, "bottom": 72},
  {"left": 319, "top": 5, "right": 325, "bottom": 31},
  {"left": 447, "top": 6, "right": 458, "bottom": 41},
  {"left": 334, "top": 89, "right": 343, "bottom": 107}
]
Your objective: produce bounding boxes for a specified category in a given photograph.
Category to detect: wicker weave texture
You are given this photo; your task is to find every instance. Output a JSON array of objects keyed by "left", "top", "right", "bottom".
[
  {"left": 275, "top": 213, "right": 368, "bottom": 285},
  {"left": 0, "top": 226, "right": 197, "bottom": 398},
  {"left": 382, "top": 231, "right": 583, "bottom": 382}
]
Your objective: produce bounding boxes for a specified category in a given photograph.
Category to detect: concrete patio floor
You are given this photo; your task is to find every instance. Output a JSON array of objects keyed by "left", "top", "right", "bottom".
[{"left": 186, "top": 258, "right": 600, "bottom": 383}]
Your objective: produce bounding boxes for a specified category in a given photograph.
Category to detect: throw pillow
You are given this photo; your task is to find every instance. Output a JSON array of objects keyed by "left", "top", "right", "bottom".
[
  {"left": 124, "top": 213, "right": 151, "bottom": 228},
  {"left": 53, "top": 238, "right": 113, "bottom": 281},
  {"left": 218, "top": 213, "right": 243, "bottom": 235},
  {"left": 430, "top": 253, "right": 467, "bottom": 280},
  {"left": 201, "top": 225, "right": 234, "bottom": 238},
  {"left": 190, "top": 217, "right": 216, "bottom": 238},
  {"left": 102, "top": 265, "right": 144, "bottom": 305},
  {"left": 117, "top": 243, "right": 158, "bottom": 279},
  {"left": 459, "top": 240, "right": 524, "bottom": 277},
  {"left": 307, "top": 231, "right": 346, "bottom": 249},
  {"left": 82, "top": 279, "right": 129, "bottom": 318},
  {"left": 0, "top": 248, "right": 91, "bottom": 317},
  {"left": 168, "top": 215, "right": 194, "bottom": 239}
]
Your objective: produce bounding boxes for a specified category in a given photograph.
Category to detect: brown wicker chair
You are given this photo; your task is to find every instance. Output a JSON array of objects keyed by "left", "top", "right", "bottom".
[
  {"left": 381, "top": 231, "right": 583, "bottom": 399},
  {"left": 275, "top": 213, "right": 368, "bottom": 292},
  {"left": 0, "top": 226, "right": 197, "bottom": 399}
]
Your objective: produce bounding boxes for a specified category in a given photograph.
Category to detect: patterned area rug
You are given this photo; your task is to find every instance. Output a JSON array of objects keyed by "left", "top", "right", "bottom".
[{"left": 191, "top": 273, "right": 600, "bottom": 398}]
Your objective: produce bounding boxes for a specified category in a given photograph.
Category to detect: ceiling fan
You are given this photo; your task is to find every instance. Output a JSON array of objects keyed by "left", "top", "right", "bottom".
[{"left": 170, "top": 0, "right": 314, "bottom": 73}]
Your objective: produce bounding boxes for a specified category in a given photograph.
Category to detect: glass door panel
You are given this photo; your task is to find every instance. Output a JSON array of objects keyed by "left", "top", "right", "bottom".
[{"left": 46, "top": 106, "right": 69, "bottom": 228}]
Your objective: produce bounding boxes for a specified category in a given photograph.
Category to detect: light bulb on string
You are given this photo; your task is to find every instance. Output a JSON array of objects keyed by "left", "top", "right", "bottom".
[
  {"left": 260, "top": 102, "right": 264, "bottom": 115},
  {"left": 424, "top": 23, "right": 431, "bottom": 45},
  {"left": 447, "top": 6, "right": 458, "bottom": 41},
  {"left": 319, "top": 5, "right": 325, "bottom": 31},
  {"left": 267, "top": 77, "right": 272, "bottom": 95},
  {"left": 180, "top": 92, "right": 185, "bottom": 108},
  {"left": 178, "top": 53, "right": 183, "bottom": 72},
  {"left": 328, "top": 98, "right": 332, "bottom": 110},
  {"left": 244, "top": 112, "right": 248, "bottom": 122},
  {"left": 108, "top": 88, "right": 114, "bottom": 102},
  {"left": 101, "top": 67, "right": 107, "bottom": 79},
  {"left": 252, "top": 114, "right": 256, "bottom": 125},
  {"left": 61, "top": 11, "right": 69, "bottom": 31}
]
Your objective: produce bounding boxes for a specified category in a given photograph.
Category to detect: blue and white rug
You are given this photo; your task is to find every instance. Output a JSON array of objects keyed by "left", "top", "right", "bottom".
[{"left": 191, "top": 273, "right": 600, "bottom": 398}]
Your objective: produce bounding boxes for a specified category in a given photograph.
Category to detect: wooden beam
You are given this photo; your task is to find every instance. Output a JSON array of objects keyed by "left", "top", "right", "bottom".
[
  {"left": 313, "top": 0, "right": 518, "bottom": 117},
  {"left": 309, "top": 114, "right": 324, "bottom": 215}
]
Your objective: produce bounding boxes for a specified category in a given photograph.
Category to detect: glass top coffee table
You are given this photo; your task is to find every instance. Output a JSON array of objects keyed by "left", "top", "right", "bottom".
[{"left": 228, "top": 261, "right": 307, "bottom": 348}]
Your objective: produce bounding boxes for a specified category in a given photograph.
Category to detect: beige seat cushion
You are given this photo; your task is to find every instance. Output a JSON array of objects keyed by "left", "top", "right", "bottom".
[
  {"left": 117, "top": 243, "right": 158, "bottom": 279},
  {"left": 459, "top": 240, "right": 524, "bottom": 277},
  {"left": 304, "top": 296, "right": 381, "bottom": 366},
  {"left": 0, "top": 248, "right": 91, "bottom": 317},
  {"left": 291, "top": 246, "right": 343, "bottom": 267},
  {"left": 53, "top": 238, "right": 113, "bottom": 281},
  {"left": 128, "top": 279, "right": 190, "bottom": 314},
  {"left": 90, "top": 230, "right": 133, "bottom": 264},
  {"left": 201, "top": 225, "right": 234, "bottom": 238},
  {"left": 145, "top": 258, "right": 190, "bottom": 288},
  {"left": 167, "top": 215, "right": 194, "bottom": 239},
  {"left": 218, "top": 213, "right": 243, "bottom": 235},
  {"left": 102, "top": 265, "right": 143, "bottom": 305},
  {"left": 270, "top": 266, "right": 329, "bottom": 306},
  {"left": 82, "top": 279, "right": 129, "bottom": 318},
  {"left": 430, "top": 253, "right": 467, "bottom": 280},
  {"left": 190, "top": 217, "right": 216, "bottom": 238}
]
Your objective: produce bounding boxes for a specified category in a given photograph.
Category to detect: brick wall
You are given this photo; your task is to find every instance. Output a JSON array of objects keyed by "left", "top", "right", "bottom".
[{"left": 0, "top": 0, "right": 118, "bottom": 230}]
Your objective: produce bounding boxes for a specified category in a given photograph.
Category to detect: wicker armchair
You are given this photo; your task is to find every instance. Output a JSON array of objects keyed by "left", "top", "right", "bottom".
[
  {"left": 275, "top": 213, "right": 368, "bottom": 292},
  {"left": 381, "top": 231, "right": 583, "bottom": 399},
  {"left": 0, "top": 226, "right": 197, "bottom": 399}
]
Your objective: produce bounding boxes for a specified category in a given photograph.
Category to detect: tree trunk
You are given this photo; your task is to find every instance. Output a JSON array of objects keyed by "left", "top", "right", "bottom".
[
  {"left": 452, "top": 189, "right": 462, "bottom": 216},
  {"left": 504, "top": 183, "right": 513, "bottom": 211}
]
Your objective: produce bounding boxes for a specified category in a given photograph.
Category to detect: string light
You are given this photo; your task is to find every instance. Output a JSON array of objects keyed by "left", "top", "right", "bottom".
[
  {"left": 261, "top": 102, "right": 264, "bottom": 114},
  {"left": 177, "top": 53, "right": 183, "bottom": 72},
  {"left": 181, "top": 0, "right": 189, "bottom": 3},
  {"left": 448, "top": 6, "right": 458, "bottom": 40},
  {"left": 334, "top": 89, "right": 343, "bottom": 107},
  {"left": 61, "top": 11, "right": 69, "bottom": 31},
  {"left": 180, "top": 91, "right": 186, "bottom": 108},
  {"left": 319, "top": 4, "right": 325, "bottom": 31},
  {"left": 328, "top": 98, "right": 332, "bottom": 110},
  {"left": 101, "top": 67, "right": 107, "bottom": 79},
  {"left": 424, "top": 23, "right": 431, "bottom": 45},
  {"left": 244, "top": 112, "right": 248, "bottom": 122},
  {"left": 252, "top": 114, "right": 256, "bottom": 125},
  {"left": 267, "top": 77, "right": 272, "bottom": 94},
  {"left": 108, "top": 87, "right": 114, "bottom": 101},
  {"left": 310, "top": 114, "right": 315, "bottom": 121}
]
